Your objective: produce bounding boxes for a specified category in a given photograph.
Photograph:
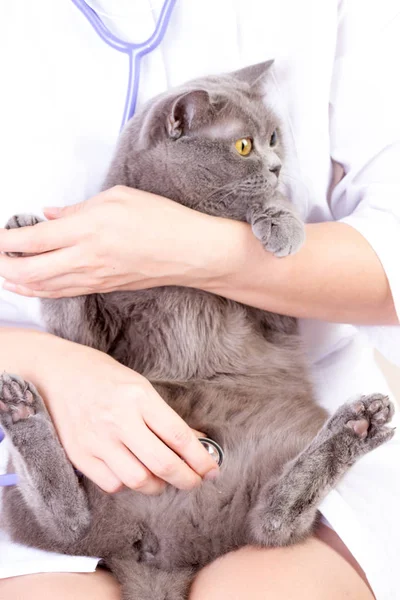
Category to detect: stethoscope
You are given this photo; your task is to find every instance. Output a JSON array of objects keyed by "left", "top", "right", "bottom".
[
  {"left": 0, "top": 0, "right": 224, "bottom": 487},
  {"left": 0, "top": 0, "right": 177, "bottom": 488},
  {"left": 0, "top": 427, "right": 16, "bottom": 486},
  {"left": 71, "top": 0, "right": 178, "bottom": 131}
]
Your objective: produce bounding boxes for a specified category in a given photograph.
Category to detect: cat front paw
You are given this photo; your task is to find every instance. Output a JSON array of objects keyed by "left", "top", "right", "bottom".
[
  {"left": 5, "top": 214, "right": 43, "bottom": 257},
  {"left": 249, "top": 204, "right": 305, "bottom": 257},
  {"left": 326, "top": 393, "right": 395, "bottom": 456}
]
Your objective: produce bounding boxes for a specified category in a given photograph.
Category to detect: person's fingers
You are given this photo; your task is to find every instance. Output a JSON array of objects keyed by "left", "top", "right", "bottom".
[
  {"left": 2, "top": 282, "right": 113, "bottom": 298},
  {"left": 1, "top": 282, "right": 86, "bottom": 298},
  {"left": 1, "top": 267, "right": 146, "bottom": 297},
  {"left": 43, "top": 187, "right": 116, "bottom": 220},
  {"left": 1, "top": 269, "right": 134, "bottom": 296},
  {"left": 3, "top": 262, "right": 128, "bottom": 293},
  {"left": 99, "top": 441, "right": 166, "bottom": 495},
  {"left": 2, "top": 270, "right": 97, "bottom": 295},
  {"left": 192, "top": 428, "right": 207, "bottom": 438},
  {"left": 120, "top": 421, "right": 206, "bottom": 490},
  {"left": 0, "top": 247, "right": 82, "bottom": 286},
  {"left": 44, "top": 205, "right": 82, "bottom": 219},
  {"left": 0, "top": 218, "right": 77, "bottom": 255},
  {"left": 76, "top": 456, "right": 123, "bottom": 494},
  {"left": 141, "top": 397, "right": 219, "bottom": 480},
  {"left": 2, "top": 274, "right": 154, "bottom": 297},
  {"left": 2, "top": 282, "right": 37, "bottom": 297}
]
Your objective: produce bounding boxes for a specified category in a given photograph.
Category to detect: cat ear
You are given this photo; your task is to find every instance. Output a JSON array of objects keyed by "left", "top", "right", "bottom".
[
  {"left": 233, "top": 60, "right": 274, "bottom": 89},
  {"left": 167, "top": 90, "right": 211, "bottom": 139},
  {"left": 137, "top": 89, "right": 212, "bottom": 148}
]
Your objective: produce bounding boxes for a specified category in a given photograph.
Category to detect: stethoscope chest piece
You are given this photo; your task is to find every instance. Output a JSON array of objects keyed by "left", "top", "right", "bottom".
[{"left": 198, "top": 437, "right": 224, "bottom": 467}]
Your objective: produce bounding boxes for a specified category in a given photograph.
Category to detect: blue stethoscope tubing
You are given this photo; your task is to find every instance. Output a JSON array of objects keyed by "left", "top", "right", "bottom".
[
  {"left": 0, "top": 0, "right": 177, "bottom": 488},
  {"left": 71, "top": 0, "right": 178, "bottom": 130},
  {"left": 0, "top": 428, "right": 16, "bottom": 487}
]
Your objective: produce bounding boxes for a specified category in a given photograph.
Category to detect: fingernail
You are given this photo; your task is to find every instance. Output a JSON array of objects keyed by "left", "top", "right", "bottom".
[
  {"left": 204, "top": 468, "right": 219, "bottom": 481},
  {"left": 43, "top": 206, "right": 61, "bottom": 217}
]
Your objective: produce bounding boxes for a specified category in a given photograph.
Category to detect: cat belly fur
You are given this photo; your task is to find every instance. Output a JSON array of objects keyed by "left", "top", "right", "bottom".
[
  {"left": 22, "top": 396, "right": 323, "bottom": 571},
  {"left": 95, "top": 385, "right": 326, "bottom": 572},
  {"left": 22, "top": 287, "right": 327, "bottom": 567},
  {"left": 3, "top": 376, "right": 326, "bottom": 571}
]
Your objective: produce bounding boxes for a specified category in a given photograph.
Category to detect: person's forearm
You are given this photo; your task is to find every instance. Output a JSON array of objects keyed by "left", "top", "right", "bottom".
[
  {"left": 0, "top": 185, "right": 396, "bottom": 325},
  {"left": 0, "top": 328, "right": 69, "bottom": 385},
  {"left": 190, "top": 219, "right": 398, "bottom": 325}
]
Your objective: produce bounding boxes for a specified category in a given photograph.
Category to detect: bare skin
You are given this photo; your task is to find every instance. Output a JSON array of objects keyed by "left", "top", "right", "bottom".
[
  {"left": 0, "top": 185, "right": 397, "bottom": 325},
  {"left": 0, "top": 328, "right": 218, "bottom": 493},
  {"left": 191, "top": 528, "right": 374, "bottom": 600},
  {"left": 0, "top": 527, "right": 374, "bottom": 600},
  {"left": 0, "top": 181, "right": 387, "bottom": 600},
  {"left": 0, "top": 330, "right": 378, "bottom": 599}
]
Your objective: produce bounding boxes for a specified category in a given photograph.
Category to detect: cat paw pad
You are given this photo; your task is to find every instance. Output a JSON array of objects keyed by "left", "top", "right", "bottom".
[
  {"left": 0, "top": 373, "right": 41, "bottom": 427},
  {"left": 329, "top": 393, "right": 395, "bottom": 450}
]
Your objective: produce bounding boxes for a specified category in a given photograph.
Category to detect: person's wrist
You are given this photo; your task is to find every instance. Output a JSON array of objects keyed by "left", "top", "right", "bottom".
[
  {"left": 172, "top": 213, "right": 241, "bottom": 290},
  {"left": 0, "top": 328, "right": 56, "bottom": 383},
  {"left": 186, "top": 216, "right": 264, "bottom": 295}
]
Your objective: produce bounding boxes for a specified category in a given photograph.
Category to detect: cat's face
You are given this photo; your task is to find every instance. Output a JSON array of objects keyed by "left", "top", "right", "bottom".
[{"left": 125, "top": 61, "right": 284, "bottom": 220}]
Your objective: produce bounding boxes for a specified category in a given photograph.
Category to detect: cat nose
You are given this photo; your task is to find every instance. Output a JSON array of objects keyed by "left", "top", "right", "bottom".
[{"left": 269, "top": 164, "right": 281, "bottom": 177}]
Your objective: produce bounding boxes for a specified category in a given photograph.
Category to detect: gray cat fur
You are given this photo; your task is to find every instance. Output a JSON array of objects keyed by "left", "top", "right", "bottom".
[{"left": 1, "top": 62, "right": 394, "bottom": 600}]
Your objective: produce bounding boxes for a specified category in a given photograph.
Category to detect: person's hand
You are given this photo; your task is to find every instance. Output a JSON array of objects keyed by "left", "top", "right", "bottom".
[
  {"left": 28, "top": 333, "right": 219, "bottom": 494},
  {"left": 0, "top": 186, "right": 222, "bottom": 298}
]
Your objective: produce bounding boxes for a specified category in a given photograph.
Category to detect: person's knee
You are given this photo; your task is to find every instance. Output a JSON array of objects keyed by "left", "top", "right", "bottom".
[
  {"left": 190, "top": 546, "right": 277, "bottom": 600},
  {"left": 190, "top": 540, "right": 374, "bottom": 600},
  {"left": 0, "top": 570, "right": 121, "bottom": 600}
]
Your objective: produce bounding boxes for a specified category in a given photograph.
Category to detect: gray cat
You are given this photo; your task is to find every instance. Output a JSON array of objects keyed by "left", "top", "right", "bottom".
[{"left": 0, "top": 62, "right": 394, "bottom": 600}]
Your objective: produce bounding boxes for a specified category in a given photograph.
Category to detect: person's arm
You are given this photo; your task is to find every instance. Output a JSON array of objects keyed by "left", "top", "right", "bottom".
[
  {"left": 206, "top": 0, "right": 396, "bottom": 328},
  {"left": 198, "top": 218, "right": 398, "bottom": 325},
  {"left": 0, "top": 327, "right": 218, "bottom": 493},
  {"left": 0, "top": 187, "right": 397, "bottom": 325},
  {"left": 0, "top": 6, "right": 399, "bottom": 324}
]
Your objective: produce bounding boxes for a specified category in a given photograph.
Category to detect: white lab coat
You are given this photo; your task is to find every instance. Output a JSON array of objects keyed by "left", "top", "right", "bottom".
[{"left": 0, "top": 1, "right": 399, "bottom": 597}]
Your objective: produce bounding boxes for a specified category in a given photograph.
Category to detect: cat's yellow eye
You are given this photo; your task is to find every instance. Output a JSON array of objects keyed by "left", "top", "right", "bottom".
[{"left": 235, "top": 137, "right": 253, "bottom": 156}]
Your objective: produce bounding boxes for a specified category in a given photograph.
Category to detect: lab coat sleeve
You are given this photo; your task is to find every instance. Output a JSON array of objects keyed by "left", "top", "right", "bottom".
[{"left": 329, "top": 0, "right": 400, "bottom": 365}]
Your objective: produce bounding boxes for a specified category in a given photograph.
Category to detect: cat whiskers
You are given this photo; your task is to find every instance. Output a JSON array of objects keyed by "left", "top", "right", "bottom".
[
  {"left": 232, "top": 177, "right": 271, "bottom": 198},
  {"left": 205, "top": 181, "right": 238, "bottom": 207},
  {"left": 204, "top": 176, "right": 270, "bottom": 210}
]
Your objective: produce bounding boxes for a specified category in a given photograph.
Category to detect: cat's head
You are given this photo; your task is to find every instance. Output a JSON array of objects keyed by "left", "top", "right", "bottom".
[{"left": 118, "top": 61, "right": 283, "bottom": 220}]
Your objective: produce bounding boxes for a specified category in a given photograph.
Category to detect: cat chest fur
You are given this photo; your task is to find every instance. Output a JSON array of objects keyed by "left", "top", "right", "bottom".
[{"left": 75, "top": 286, "right": 304, "bottom": 385}]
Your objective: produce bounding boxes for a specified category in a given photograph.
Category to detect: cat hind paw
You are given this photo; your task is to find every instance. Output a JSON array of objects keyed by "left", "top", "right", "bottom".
[{"left": 0, "top": 373, "right": 43, "bottom": 429}]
